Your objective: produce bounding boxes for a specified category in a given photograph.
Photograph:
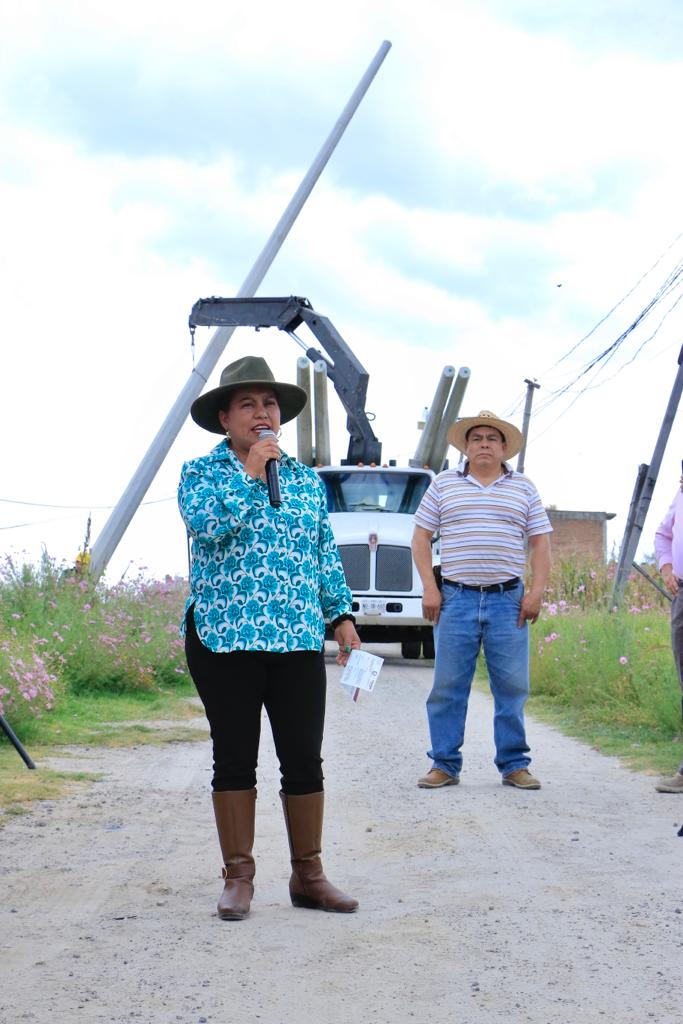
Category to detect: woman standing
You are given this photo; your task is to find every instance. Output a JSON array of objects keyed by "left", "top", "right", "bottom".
[{"left": 178, "top": 355, "right": 360, "bottom": 920}]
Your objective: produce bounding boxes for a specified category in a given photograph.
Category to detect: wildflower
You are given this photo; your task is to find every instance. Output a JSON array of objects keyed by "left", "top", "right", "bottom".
[{"left": 619, "top": 656, "right": 629, "bottom": 666}]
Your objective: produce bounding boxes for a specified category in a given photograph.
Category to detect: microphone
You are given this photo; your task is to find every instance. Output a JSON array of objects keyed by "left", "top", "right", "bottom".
[{"left": 259, "top": 429, "right": 282, "bottom": 508}]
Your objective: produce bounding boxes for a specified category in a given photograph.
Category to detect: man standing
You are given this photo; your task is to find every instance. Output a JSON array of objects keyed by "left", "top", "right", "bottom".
[
  {"left": 654, "top": 480, "right": 683, "bottom": 793},
  {"left": 411, "top": 410, "right": 552, "bottom": 790}
]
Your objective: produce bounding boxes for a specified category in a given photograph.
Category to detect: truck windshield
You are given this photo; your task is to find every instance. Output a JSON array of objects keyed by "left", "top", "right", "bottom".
[{"left": 319, "top": 471, "right": 432, "bottom": 514}]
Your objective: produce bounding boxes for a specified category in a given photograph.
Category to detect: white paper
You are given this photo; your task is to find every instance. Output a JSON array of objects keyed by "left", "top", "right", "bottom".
[{"left": 340, "top": 649, "right": 384, "bottom": 701}]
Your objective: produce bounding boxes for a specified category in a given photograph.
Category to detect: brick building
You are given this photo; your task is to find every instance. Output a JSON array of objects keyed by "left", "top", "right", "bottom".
[{"left": 545, "top": 509, "right": 616, "bottom": 563}]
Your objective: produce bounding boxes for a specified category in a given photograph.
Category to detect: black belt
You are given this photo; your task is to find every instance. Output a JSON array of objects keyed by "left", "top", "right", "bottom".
[{"left": 445, "top": 576, "right": 520, "bottom": 593}]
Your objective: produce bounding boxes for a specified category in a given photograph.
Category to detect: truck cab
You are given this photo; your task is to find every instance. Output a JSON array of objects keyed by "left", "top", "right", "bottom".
[{"left": 317, "top": 464, "right": 437, "bottom": 659}]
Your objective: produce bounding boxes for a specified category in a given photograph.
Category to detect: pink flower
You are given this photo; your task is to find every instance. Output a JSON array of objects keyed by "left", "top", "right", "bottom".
[{"left": 619, "top": 656, "right": 628, "bottom": 665}]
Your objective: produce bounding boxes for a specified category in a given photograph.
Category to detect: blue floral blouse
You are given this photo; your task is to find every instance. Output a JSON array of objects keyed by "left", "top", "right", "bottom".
[{"left": 178, "top": 441, "right": 352, "bottom": 653}]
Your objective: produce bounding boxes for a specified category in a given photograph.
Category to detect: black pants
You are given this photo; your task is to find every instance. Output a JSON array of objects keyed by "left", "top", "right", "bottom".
[{"left": 184, "top": 608, "right": 327, "bottom": 794}]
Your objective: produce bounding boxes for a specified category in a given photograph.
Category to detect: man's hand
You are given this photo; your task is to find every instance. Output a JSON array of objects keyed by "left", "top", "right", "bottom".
[
  {"left": 518, "top": 591, "right": 543, "bottom": 627},
  {"left": 411, "top": 525, "right": 442, "bottom": 624},
  {"left": 422, "top": 581, "right": 442, "bottom": 625},
  {"left": 662, "top": 564, "right": 679, "bottom": 598},
  {"left": 520, "top": 534, "right": 551, "bottom": 627}
]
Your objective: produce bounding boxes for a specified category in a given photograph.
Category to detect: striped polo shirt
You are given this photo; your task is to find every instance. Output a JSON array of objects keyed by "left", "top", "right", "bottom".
[{"left": 414, "top": 464, "right": 552, "bottom": 585}]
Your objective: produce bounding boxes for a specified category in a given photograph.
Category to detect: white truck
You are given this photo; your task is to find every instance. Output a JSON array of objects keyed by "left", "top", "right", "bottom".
[{"left": 317, "top": 463, "right": 437, "bottom": 659}]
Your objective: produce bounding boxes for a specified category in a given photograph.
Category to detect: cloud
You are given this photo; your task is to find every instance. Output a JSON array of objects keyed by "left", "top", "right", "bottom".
[{"left": 2, "top": 0, "right": 683, "bottom": 580}]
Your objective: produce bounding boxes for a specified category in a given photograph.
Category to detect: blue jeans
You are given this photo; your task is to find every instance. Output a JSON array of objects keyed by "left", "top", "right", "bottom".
[{"left": 426, "top": 580, "right": 531, "bottom": 777}]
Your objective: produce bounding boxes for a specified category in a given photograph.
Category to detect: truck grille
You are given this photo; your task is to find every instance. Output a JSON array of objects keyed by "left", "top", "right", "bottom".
[
  {"left": 338, "top": 545, "right": 370, "bottom": 591},
  {"left": 376, "top": 545, "right": 413, "bottom": 592}
]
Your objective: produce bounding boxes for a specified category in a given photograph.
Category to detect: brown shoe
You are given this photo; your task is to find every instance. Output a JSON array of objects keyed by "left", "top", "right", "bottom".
[
  {"left": 417, "top": 767, "right": 460, "bottom": 789},
  {"left": 212, "top": 789, "right": 257, "bottom": 920},
  {"left": 280, "top": 792, "right": 358, "bottom": 913},
  {"left": 655, "top": 772, "right": 683, "bottom": 793},
  {"left": 502, "top": 769, "right": 541, "bottom": 790}
]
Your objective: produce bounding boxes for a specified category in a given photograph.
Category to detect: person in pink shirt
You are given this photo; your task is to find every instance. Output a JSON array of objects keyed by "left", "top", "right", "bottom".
[{"left": 654, "top": 477, "right": 683, "bottom": 793}]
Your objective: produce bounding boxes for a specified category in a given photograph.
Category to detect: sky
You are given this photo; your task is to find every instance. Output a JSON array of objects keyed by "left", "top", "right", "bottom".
[{"left": 2, "top": 0, "right": 683, "bottom": 584}]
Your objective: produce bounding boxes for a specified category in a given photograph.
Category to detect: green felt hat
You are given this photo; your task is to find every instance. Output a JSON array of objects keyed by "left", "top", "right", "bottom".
[{"left": 191, "top": 355, "right": 308, "bottom": 434}]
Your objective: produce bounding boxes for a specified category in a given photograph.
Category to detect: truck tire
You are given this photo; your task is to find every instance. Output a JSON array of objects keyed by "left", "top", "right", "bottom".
[
  {"left": 422, "top": 636, "right": 435, "bottom": 660},
  {"left": 401, "top": 640, "right": 422, "bottom": 660}
]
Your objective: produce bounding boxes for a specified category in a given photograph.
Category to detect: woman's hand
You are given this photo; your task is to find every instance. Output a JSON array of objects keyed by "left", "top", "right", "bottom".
[
  {"left": 334, "top": 620, "right": 361, "bottom": 666},
  {"left": 243, "top": 434, "right": 281, "bottom": 480}
]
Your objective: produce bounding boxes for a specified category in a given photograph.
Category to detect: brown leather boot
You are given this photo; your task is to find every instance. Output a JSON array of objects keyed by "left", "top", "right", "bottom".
[
  {"left": 280, "top": 791, "right": 358, "bottom": 913},
  {"left": 212, "top": 789, "right": 256, "bottom": 920}
]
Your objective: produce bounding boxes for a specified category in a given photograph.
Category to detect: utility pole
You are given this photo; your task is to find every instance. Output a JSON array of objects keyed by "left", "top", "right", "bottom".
[
  {"left": 410, "top": 367, "right": 455, "bottom": 468},
  {"left": 88, "top": 40, "right": 392, "bottom": 579},
  {"left": 429, "top": 367, "right": 471, "bottom": 473},
  {"left": 611, "top": 345, "right": 683, "bottom": 606},
  {"left": 516, "top": 378, "right": 540, "bottom": 474},
  {"left": 296, "top": 357, "right": 313, "bottom": 466}
]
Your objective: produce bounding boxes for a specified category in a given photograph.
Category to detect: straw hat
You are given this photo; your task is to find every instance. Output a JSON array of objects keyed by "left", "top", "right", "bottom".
[
  {"left": 190, "top": 355, "right": 308, "bottom": 434},
  {"left": 447, "top": 410, "right": 524, "bottom": 458}
]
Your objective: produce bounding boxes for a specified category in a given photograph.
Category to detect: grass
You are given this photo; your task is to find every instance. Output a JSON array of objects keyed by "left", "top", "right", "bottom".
[
  {"left": 0, "top": 682, "right": 207, "bottom": 823},
  {"left": 0, "top": 554, "right": 205, "bottom": 823},
  {"left": 524, "top": 697, "right": 682, "bottom": 774},
  {"left": 476, "top": 558, "right": 682, "bottom": 776},
  {"left": 1, "top": 552, "right": 681, "bottom": 822}
]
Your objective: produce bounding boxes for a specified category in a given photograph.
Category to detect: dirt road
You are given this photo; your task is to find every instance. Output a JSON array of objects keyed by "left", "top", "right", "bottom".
[{"left": 1, "top": 646, "right": 681, "bottom": 1024}]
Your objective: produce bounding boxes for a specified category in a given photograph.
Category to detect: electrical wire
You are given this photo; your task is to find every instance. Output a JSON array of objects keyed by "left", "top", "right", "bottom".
[
  {"left": 543, "top": 229, "right": 683, "bottom": 375},
  {"left": 0, "top": 495, "right": 176, "bottom": 510},
  {"left": 531, "top": 253, "right": 683, "bottom": 420},
  {"left": 0, "top": 496, "right": 177, "bottom": 532},
  {"left": 500, "top": 233, "right": 683, "bottom": 438}
]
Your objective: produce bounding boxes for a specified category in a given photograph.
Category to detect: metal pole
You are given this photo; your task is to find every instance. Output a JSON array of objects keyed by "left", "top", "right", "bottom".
[
  {"left": 0, "top": 714, "right": 36, "bottom": 769},
  {"left": 516, "top": 378, "right": 540, "bottom": 474},
  {"left": 296, "top": 357, "right": 313, "bottom": 465},
  {"left": 89, "top": 40, "right": 392, "bottom": 579},
  {"left": 429, "top": 366, "right": 471, "bottom": 473},
  {"left": 410, "top": 366, "right": 455, "bottom": 467},
  {"left": 612, "top": 463, "right": 648, "bottom": 591},
  {"left": 313, "top": 361, "right": 331, "bottom": 466},
  {"left": 612, "top": 345, "right": 683, "bottom": 605},
  {"left": 630, "top": 561, "right": 672, "bottom": 603}
]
